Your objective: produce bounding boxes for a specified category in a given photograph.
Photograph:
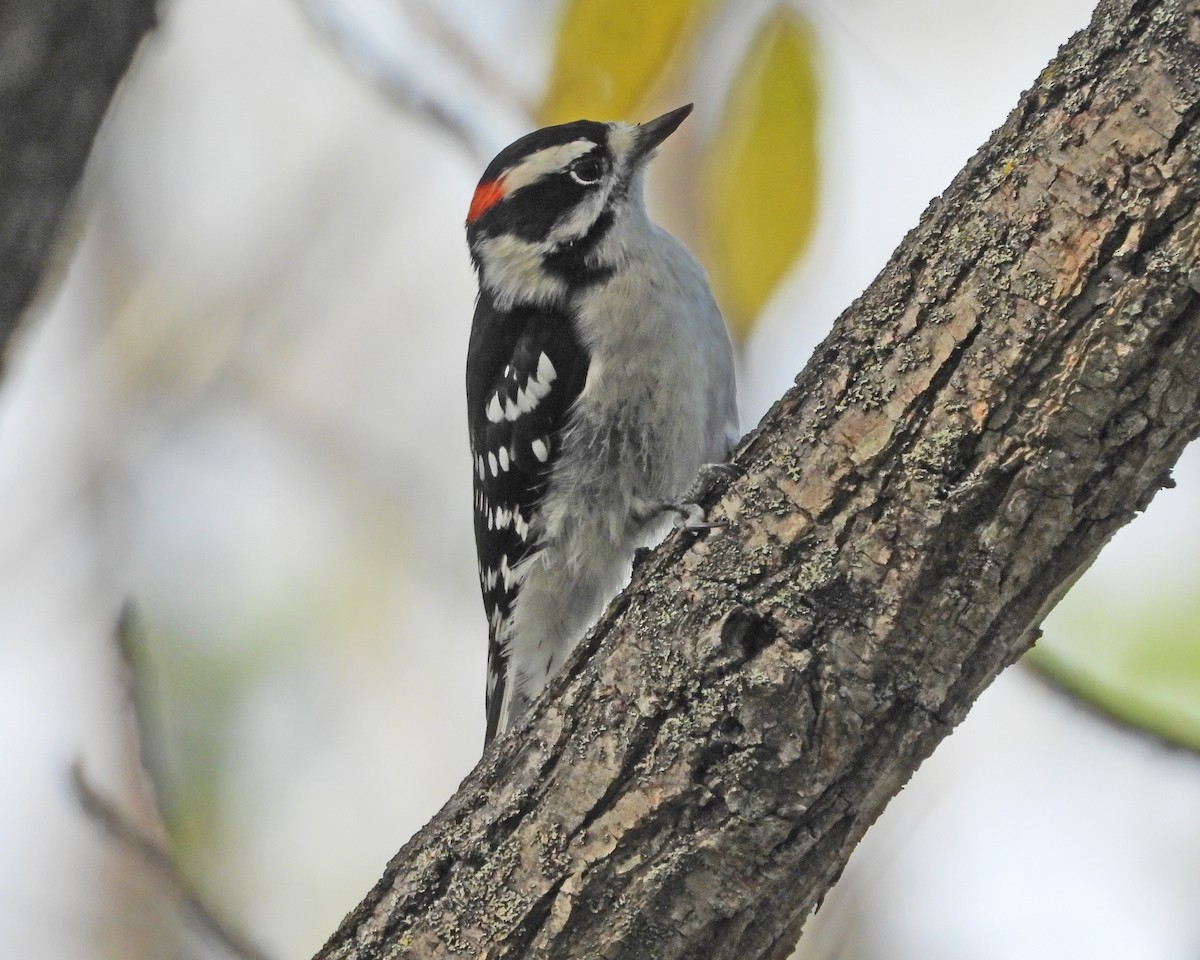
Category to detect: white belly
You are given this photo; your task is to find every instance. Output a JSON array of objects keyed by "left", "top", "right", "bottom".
[{"left": 500, "top": 221, "right": 737, "bottom": 728}]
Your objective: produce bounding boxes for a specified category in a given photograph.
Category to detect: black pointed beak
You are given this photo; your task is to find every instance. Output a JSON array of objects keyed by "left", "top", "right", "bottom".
[{"left": 631, "top": 103, "right": 693, "bottom": 165}]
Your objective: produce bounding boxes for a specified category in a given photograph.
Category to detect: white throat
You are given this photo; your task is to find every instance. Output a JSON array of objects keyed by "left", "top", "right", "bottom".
[{"left": 474, "top": 232, "right": 569, "bottom": 311}]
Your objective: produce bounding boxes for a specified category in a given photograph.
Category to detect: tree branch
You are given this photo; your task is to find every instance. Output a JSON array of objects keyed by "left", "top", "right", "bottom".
[
  {"left": 0, "top": 0, "right": 157, "bottom": 368},
  {"left": 71, "top": 762, "right": 275, "bottom": 960},
  {"left": 293, "top": 0, "right": 506, "bottom": 164},
  {"left": 317, "top": 0, "right": 1200, "bottom": 957}
]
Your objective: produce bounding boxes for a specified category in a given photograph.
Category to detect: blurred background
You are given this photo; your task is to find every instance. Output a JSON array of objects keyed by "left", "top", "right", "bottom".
[{"left": 2, "top": 0, "right": 1198, "bottom": 958}]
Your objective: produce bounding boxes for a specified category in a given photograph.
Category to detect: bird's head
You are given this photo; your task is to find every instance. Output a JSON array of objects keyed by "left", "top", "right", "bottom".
[{"left": 465, "top": 104, "right": 693, "bottom": 310}]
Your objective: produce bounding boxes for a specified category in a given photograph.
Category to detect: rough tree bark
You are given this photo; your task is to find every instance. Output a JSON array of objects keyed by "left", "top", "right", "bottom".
[
  {"left": 0, "top": 0, "right": 157, "bottom": 370},
  {"left": 314, "top": 1, "right": 1200, "bottom": 958}
]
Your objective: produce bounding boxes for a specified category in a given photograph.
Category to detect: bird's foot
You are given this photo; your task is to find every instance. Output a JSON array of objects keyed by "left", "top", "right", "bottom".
[{"left": 663, "top": 462, "right": 743, "bottom": 530}]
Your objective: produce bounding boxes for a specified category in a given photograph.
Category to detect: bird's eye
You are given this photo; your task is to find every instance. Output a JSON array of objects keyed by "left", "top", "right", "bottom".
[{"left": 569, "top": 156, "right": 604, "bottom": 185}]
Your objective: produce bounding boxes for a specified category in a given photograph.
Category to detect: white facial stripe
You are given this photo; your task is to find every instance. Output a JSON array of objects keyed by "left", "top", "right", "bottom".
[
  {"left": 546, "top": 189, "right": 607, "bottom": 246},
  {"left": 502, "top": 139, "right": 597, "bottom": 194}
]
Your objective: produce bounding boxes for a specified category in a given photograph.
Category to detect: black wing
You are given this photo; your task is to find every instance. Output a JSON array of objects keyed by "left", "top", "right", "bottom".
[{"left": 466, "top": 293, "right": 589, "bottom": 744}]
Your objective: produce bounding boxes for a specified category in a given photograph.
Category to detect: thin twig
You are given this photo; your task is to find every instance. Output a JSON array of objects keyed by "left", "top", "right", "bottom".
[
  {"left": 111, "top": 601, "right": 171, "bottom": 807},
  {"left": 400, "top": 0, "right": 534, "bottom": 118},
  {"left": 1021, "top": 659, "right": 1200, "bottom": 758},
  {"left": 294, "top": 0, "right": 496, "bottom": 162},
  {"left": 78, "top": 604, "right": 273, "bottom": 960},
  {"left": 71, "top": 762, "right": 275, "bottom": 960}
]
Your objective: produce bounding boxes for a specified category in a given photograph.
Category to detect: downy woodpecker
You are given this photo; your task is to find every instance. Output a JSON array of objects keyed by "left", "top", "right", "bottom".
[{"left": 465, "top": 104, "right": 738, "bottom": 745}]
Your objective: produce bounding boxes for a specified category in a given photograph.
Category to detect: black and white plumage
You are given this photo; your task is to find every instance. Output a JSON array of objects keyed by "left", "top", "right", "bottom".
[{"left": 466, "top": 104, "right": 738, "bottom": 745}]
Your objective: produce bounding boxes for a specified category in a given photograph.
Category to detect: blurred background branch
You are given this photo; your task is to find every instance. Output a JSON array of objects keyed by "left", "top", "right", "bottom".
[
  {"left": 293, "top": 0, "right": 525, "bottom": 162},
  {"left": 71, "top": 761, "right": 274, "bottom": 960},
  {"left": 0, "top": 0, "right": 158, "bottom": 370}
]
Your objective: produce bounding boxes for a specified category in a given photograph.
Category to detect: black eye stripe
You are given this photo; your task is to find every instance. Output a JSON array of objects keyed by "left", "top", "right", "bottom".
[{"left": 501, "top": 176, "right": 588, "bottom": 241}]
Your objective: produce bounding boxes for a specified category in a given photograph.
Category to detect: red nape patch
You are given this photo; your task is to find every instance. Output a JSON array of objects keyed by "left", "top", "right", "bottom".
[{"left": 468, "top": 179, "right": 505, "bottom": 223}]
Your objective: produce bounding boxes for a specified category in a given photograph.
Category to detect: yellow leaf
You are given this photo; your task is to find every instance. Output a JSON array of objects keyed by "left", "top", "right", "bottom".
[
  {"left": 704, "top": 10, "right": 820, "bottom": 342},
  {"left": 540, "top": 0, "right": 712, "bottom": 124}
]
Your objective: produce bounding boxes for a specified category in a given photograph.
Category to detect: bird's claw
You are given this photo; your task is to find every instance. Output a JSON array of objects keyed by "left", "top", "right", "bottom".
[
  {"left": 665, "top": 501, "right": 726, "bottom": 531},
  {"left": 664, "top": 461, "right": 741, "bottom": 531}
]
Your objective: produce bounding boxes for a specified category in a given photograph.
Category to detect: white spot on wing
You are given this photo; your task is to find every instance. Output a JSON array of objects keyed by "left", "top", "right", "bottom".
[
  {"left": 526, "top": 374, "right": 552, "bottom": 405},
  {"left": 502, "top": 355, "right": 557, "bottom": 421},
  {"left": 498, "top": 446, "right": 510, "bottom": 472},
  {"left": 486, "top": 394, "right": 504, "bottom": 423},
  {"left": 531, "top": 438, "right": 549, "bottom": 463},
  {"left": 487, "top": 451, "right": 499, "bottom": 476}
]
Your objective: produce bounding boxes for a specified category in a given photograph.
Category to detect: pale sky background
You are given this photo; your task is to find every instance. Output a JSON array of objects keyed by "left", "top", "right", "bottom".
[{"left": 1, "top": 1, "right": 1198, "bottom": 959}]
